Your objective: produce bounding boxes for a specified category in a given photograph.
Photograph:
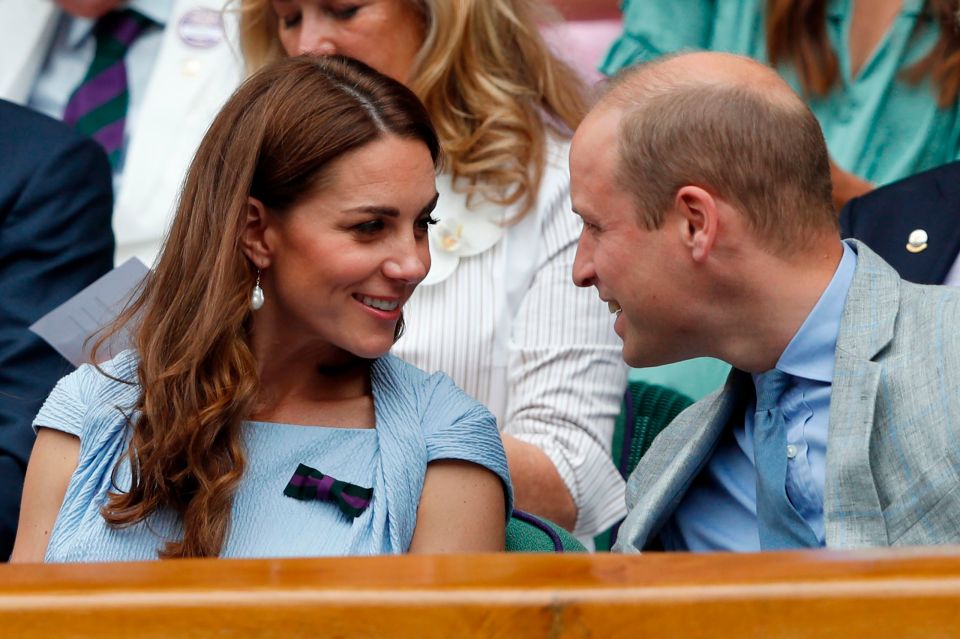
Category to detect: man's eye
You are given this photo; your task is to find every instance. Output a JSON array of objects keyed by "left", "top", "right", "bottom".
[{"left": 353, "top": 219, "right": 384, "bottom": 235}]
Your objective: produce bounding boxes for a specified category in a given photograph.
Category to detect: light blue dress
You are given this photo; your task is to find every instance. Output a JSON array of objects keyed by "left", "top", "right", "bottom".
[{"left": 34, "top": 350, "right": 512, "bottom": 562}]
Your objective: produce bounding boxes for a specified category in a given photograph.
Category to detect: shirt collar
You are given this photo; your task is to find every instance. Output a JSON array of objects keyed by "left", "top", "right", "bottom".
[
  {"left": 775, "top": 241, "right": 857, "bottom": 383},
  {"left": 65, "top": 0, "right": 174, "bottom": 49}
]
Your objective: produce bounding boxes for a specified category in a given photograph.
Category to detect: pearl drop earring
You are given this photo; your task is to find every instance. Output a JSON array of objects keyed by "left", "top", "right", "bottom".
[{"left": 251, "top": 269, "right": 264, "bottom": 311}]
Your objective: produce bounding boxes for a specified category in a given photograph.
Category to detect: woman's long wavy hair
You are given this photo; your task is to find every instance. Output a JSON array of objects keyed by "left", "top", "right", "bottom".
[
  {"left": 767, "top": 0, "right": 960, "bottom": 106},
  {"left": 92, "top": 55, "right": 439, "bottom": 559},
  {"left": 235, "top": 0, "right": 588, "bottom": 220}
]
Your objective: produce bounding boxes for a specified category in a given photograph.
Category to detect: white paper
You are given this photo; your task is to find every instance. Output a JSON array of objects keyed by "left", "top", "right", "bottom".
[{"left": 29, "top": 258, "right": 150, "bottom": 367}]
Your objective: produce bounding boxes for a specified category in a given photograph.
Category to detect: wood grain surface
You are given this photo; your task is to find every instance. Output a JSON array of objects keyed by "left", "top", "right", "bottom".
[{"left": 3, "top": 548, "right": 960, "bottom": 638}]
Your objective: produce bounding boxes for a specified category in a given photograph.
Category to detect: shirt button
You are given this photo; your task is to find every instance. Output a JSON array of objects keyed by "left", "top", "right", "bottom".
[{"left": 786, "top": 444, "right": 799, "bottom": 459}]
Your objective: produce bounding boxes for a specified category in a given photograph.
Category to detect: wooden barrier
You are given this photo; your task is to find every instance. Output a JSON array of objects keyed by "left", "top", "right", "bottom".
[{"left": 3, "top": 548, "right": 960, "bottom": 638}]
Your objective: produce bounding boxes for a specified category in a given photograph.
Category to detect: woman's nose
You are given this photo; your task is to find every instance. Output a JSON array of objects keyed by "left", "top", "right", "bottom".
[
  {"left": 296, "top": 18, "right": 337, "bottom": 56},
  {"left": 383, "top": 246, "right": 430, "bottom": 285}
]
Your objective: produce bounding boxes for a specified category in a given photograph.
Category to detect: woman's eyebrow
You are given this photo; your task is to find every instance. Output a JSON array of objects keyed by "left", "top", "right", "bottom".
[
  {"left": 344, "top": 205, "right": 400, "bottom": 217},
  {"left": 345, "top": 193, "right": 440, "bottom": 217}
]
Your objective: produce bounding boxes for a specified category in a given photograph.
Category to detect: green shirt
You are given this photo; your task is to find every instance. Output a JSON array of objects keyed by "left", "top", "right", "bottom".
[{"left": 602, "top": 0, "right": 960, "bottom": 186}]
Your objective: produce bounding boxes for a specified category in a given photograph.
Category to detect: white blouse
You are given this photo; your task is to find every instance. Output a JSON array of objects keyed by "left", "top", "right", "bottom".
[{"left": 393, "top": 137, "right": 628, "bottom": 538}]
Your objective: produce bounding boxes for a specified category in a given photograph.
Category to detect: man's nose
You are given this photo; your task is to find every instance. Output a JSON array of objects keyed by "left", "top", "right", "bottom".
[{"left": 572, "top": 237, "right": 595, "bottom": 288}]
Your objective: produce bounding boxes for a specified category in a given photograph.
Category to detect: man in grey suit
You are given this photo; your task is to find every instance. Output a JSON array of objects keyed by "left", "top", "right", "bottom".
[{"left": 571, "top": 51, "right": 960, "bottom": 551}]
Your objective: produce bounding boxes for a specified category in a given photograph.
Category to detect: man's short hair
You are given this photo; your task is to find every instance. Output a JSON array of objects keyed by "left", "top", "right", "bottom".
[{"left": 606, "top": 61, "right": 837, "bottom": 252}]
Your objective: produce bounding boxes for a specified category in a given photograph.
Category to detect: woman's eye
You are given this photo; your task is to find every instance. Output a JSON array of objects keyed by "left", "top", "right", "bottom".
[
  {"left": 327, "top": 4, "right": 360, "bottom": 20},
  {"left": 415, "top": 215, "right": 439, "bottom": 233},
  {"left": 353, "top": 219, "right": 384, "bottom": 235},
  {"left": 278, "top": 11, "right": 301, "bottom": 29}
]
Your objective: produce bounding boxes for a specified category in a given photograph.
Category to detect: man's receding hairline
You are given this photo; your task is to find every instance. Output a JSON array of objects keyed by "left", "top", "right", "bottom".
[
  {"left": 593, "top": 51, "right": 837, "bottom": 248},
  {"left": 601, "top": 52, "right": 804, "bottom": 117}
]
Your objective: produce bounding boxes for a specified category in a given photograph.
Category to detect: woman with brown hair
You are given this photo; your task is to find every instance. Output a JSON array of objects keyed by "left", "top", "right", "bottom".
[
  {"left": 10, "top": 55, "right": 510, "bottom": 562},
  {"left": 235, "top": 0, "right": 630, "bottom": 540},
  {"left": 603, "top": 0, "right": 960, "bottom": 209}
]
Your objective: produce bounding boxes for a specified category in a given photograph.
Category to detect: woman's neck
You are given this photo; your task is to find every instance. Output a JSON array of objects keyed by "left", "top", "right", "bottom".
[
  {"left": 849, "top": 0, "right": 903, "bottom": 78},
  {"left": 250, "top": 333, "right": 375, "bottom": 427}
]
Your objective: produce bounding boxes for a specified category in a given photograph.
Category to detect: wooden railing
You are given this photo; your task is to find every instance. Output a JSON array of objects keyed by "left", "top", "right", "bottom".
[{"left": 3, "top": 548, "right": 960, "bottom": 637}]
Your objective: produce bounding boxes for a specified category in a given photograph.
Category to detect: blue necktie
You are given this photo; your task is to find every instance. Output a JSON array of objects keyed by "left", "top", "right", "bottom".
[{"left": 753, "top": 369, "right": 819, "bottom": 549}]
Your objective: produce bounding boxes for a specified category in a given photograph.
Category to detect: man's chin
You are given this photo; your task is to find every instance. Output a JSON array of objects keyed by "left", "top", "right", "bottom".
[
  {"left": 623, "top": 344, "right": 683, "bottom": 369},
  {"left": 622, "top": 345, "right": 649, "bottom": 369}
]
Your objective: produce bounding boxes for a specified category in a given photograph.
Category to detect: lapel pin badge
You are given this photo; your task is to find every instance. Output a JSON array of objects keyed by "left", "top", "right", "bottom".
[
  {"left": 178, "top": 8, "right": 224, "bottom": 49},
  {"left": 906, "top": 228, "right": 928, "bottom": 253}
]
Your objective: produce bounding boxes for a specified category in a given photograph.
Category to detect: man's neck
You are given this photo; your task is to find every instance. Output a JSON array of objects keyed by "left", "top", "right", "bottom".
[{"left": 709, "top": 239, "right": 845, "bottom": 373}]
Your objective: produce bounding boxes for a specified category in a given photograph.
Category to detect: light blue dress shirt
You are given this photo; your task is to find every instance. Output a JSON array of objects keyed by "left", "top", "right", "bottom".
[
  {"left": 661, "top": 242, "right": 857, "bottom": 551},
  {"left": 27, "top": 0, "right": 173, "bottom": 187}
]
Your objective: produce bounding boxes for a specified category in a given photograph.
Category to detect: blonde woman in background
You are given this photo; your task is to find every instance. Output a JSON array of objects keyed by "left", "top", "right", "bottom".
[{"left": 236, "top": 0, "right": 628, "bottom": 539}]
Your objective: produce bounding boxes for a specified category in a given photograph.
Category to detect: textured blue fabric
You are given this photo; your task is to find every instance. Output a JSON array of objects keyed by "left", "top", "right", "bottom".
[
  {"left": 34, "top": 350, "right": 512, "bottom": 562},
  {"left": 753, "top": 370, "right": 819, "bottom": 549},
  {"left": 617, "top": 241, "right": 960, "bottom": 552},
  {"left": 661, "top": 244, "right": 856, "bottom": 551}
]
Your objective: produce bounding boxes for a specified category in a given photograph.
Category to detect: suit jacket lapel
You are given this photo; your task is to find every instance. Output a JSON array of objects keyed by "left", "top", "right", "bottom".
[
  {"left": 824, "top": 241, "right": 900, "bottom": 547},
  {"left": 872, "top": 164, "right": 960, "bottom": 284},
  {"left": 615, "top": 370, "right": 751, "bottom": 552}
]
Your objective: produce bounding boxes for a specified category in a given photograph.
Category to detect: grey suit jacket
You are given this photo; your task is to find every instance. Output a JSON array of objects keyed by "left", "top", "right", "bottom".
[{"left": 615, "top": 240, "right": 960, "bottom": 551}]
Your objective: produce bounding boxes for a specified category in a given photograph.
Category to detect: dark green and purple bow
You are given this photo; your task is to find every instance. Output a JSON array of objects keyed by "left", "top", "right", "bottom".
[{"left": 283, "top": 463, "right": 373, "bottom": 519}]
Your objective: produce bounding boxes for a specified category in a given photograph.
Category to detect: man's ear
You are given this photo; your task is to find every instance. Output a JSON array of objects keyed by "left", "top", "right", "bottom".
[
  {"left": 241, "top": 197, "right": 273, "bottom": 269},
  {"left": 674, "top": 186, "right": 718, "bottom": 263}
]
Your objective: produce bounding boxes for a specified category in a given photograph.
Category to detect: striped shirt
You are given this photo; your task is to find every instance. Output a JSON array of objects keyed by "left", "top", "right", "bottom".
[{"left": 393, "top": 137, "right": 628, "bottom": 538}]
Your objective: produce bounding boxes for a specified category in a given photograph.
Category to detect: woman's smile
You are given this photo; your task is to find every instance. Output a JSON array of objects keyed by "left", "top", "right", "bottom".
[
  {"left": 248, "top": 133, "right": 438, "bottom": 361},
  {"left": 353, "top": 293, "right": 402, "bottom": 320}
]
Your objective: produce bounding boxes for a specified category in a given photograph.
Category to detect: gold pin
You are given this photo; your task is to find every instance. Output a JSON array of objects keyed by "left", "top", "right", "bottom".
[{"left": 906, "top": 228, "right": 928, "bottom": 253}]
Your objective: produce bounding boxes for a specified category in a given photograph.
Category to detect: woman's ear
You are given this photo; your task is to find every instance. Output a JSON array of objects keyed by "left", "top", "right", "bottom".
[{"left": 241, "top": 197, "right": 273, "bottom": 269}]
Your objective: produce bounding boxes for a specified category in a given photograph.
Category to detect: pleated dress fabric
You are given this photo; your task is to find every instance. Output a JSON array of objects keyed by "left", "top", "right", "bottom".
[{"left": 34, "top": 350, "right": 512, "bottom": 562}]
